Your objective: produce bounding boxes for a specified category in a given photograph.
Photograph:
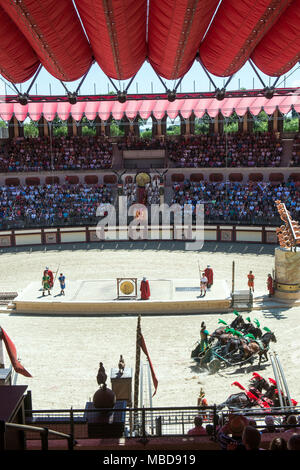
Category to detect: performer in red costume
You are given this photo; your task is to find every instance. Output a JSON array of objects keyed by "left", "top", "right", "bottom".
[
  {"left": 43, "top": 267, "right": 54, "bottom": 288},
  {"left": 140, "top": 277, "right": 150, "bottom": 300},
  {"left": 204, "top": 265, "right": 214, "bottom": 288}
]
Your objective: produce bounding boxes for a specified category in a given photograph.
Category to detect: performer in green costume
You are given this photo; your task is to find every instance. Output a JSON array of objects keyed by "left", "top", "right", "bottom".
[
  {"left": 200, "top": 321, "right": 209, "bottom": 352},
  {"left": 42, "top": 273, "right": 51, "bottom": 296}
]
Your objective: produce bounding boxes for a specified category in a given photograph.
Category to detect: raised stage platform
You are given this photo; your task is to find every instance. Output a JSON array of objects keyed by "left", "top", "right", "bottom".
[{"left": 11, "top": 279, "right": 232, "bottom": 316}]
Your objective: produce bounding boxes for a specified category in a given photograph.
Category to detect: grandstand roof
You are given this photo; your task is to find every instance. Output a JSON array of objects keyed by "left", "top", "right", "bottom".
[
  {"left": 1, "top": 92, "right": 300, "bottom": 122},
  {"left": 0, "top": 0, "right": 299, "bottom": 84}
]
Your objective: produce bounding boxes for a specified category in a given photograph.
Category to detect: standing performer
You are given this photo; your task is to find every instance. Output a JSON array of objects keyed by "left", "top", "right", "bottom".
[
  {"left": 200, "top": 322, "right": 209, "bottom": 352},
  {"left": 197, "top": 387, "right": 208, "bottom": 407},
  {"left": 200, "top": 273, "right": 208, "bottom": 297},
  {"left": 204, "top": 265, "right": 214, "bottom": 289},
  {"left": 58, "top": 273, "right": 66, "bottom": 296},
  {"left": 42, "top": 271, "right": 51, "bottom": 296},
  {"left": 267, "top": 274, "right": 274, "bottom": 297},
  {"left": 247, "top": 270, "right": 255, "bottom": 294},
  {"left": 44, "top": 267, "right": 54, "bottom": 289},
  {"left": 140, "top": 277, "right": 150, "bottom": 300}
]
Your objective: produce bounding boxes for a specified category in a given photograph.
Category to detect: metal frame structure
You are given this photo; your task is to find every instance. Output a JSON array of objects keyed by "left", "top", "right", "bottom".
[{"left": 1, "top": 87, "right": 298, "bottom": 105}]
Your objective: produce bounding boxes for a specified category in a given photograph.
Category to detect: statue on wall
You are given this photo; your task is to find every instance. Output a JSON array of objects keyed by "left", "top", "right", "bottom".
[{"left": 96, "top": 362, "right": 107, "bottom": 388}]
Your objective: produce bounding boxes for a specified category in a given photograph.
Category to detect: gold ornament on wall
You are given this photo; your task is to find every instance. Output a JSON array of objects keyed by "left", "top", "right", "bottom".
[{"left": 136, "top": 172, "right": 150, "bottom": 187}]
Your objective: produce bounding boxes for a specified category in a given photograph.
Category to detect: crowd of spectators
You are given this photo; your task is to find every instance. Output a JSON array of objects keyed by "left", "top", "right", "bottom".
[
  {"left": 167, "top": 133, "right": 282, "bottom": 168},
  {"left": 171, "top": 180, "right": 300, "bottom": 224},
  {"left": 291, "top": 135, "right": 300, "bottom": 167},
  {"left": 0, "top": 136, "right": 113, "bottom": 172},
  {"left": 0, "top": 132, "right": 293, "bottom": 172},
  {"left": 118, "top": 135, "right": 164, "bottom": 151},
  {"left": 0, "top": 183, "right": 115, "bottom": 228},
  {"left": 186, "top": 412, "right": 300, "bottom": 451},
  {"left": 123, "top": 180, "right": 160, "bottom": 206}
]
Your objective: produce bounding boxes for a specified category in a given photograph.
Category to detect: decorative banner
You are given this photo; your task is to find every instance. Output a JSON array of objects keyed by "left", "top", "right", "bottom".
[{"left": 1, "top": 327, "right": 32, "bottom": 377}]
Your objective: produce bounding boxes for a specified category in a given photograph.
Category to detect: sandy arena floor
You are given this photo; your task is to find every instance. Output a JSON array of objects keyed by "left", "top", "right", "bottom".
[{"left": 0, "top": 241, "right": 299, "bottom": 410}]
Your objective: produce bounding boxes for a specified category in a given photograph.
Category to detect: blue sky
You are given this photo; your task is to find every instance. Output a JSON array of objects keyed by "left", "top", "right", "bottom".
[{"left": 2, "top": 60, "right": 300, "bottom": 97}]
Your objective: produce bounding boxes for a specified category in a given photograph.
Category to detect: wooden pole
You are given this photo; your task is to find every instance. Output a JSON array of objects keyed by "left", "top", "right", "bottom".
[
  {"left": 0, "top": 328, "right": 4, "bottom": 368},
  {"left": 134, "top": 315, "right": 141, "bottom": 410},
  {"left": 133, "top": 315, "right": 142, "bottom": 432},
  {"left": 232, "top": 261, "right": 235, "bottom": 295}
]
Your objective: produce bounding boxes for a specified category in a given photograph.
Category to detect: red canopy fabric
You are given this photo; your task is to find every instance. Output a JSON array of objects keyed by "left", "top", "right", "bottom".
[
  {"left": 0, "top": 0, "right": 93, "bottom": 82},
  {"left": 0, "top": 6, "right": 39, "bottom": 83},
  {"left": 251, "top": 0, "right": 300, "bottom": 76},
  {"left": 199, "top": 0, "right": 292, "bottom": 77},
  {"left": 75, "top": 0, "right": 147, "bottom": 80},
  {"left": 148, "top": 0, "right": 219, "bottom": 79},
  {"left": 0, "top": 1, "right": 299, "bottom": 83},
  {"left": 2, "top": 93, "right": 299, "bottom": 122}
]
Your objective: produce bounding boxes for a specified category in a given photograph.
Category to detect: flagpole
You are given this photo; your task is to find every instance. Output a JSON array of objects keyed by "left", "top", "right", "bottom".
[
  {"left": 134, "top": 315, "right": 141, "bottom": 410},
  {"left": 133, "top": 314, "right": 142, "bottom": 433},
  {"left": 53, "top": 263, "right": 60, "bottom": 289},
  {"left": 0, "top": 328, "right": 4, "bottom": 369}
]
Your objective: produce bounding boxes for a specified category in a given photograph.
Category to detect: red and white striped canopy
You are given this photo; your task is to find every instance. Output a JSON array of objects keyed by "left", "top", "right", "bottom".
[{"left": 0, "top": 93, "right": 299, "bottom": 122}]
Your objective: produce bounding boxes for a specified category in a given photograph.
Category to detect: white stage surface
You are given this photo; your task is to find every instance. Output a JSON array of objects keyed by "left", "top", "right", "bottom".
[{"left": 12, "top": 279, "right": 232, "bottom": 315}]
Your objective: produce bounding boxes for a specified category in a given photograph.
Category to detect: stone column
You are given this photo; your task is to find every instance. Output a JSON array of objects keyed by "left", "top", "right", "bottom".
[{"left": 274, "top": 247, "right": 300, "bottom": 303}]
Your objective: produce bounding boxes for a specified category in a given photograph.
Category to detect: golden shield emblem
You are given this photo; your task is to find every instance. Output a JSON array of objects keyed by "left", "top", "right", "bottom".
[
  {"left": 136, "top": 172, "right": 150, "bottom": 187},
  {"left": 120, "top": 280, "right": 135, "bottom": 295}
]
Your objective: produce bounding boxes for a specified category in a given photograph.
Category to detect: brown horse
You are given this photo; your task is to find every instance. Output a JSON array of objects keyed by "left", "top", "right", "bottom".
[
  {"left": 239, "top": 331, "right": 277, "bottom": 366},
  {"left": 209, "top": 315, "right": 245, "bottom": 344}
]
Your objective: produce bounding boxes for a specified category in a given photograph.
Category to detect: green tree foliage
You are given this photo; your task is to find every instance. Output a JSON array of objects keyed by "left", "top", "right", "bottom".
[
  {"left": 253, "top": 111, "right": 268, "bottom": 132},
  {"left": 224, "top": 113, "right": 239, "bottom": 133},
  {"left": 140, "top": 129, "right": 152, "bottom": 139},
  {"left": 23, "top": 120, "right": 38, "bottom": 137},
  {"left": 194, "top": 115, "right": 210, "bottom": 134},
  {"left": 166, "top": 124, "right": 180, "bottom": 135}
]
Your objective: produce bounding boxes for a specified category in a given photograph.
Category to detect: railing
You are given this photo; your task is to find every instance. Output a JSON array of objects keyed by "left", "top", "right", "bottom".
[
  {"left": 0, "top": 420, "right": 74, "bottom": 451},
  {"left": 0, "top": 216, "right": 281, "bottom": 231},
  {"left": 22, "top": 404, "right": 300, "bottom": 441}
]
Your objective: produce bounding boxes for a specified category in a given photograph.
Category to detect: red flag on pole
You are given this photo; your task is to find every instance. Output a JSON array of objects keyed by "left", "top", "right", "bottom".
[
  {"left": 140, "top": 334, "right": 158, "bottom": 396},
  {"left": 1, "top": 327, "right": 32, "bottom": 377}
]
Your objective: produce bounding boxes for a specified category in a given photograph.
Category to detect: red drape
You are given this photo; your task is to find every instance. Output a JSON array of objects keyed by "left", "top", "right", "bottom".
[
  {"left": 140, "top": 334, "right": 158, "bottom": 396},
  {"left": 1, "top": 328, "right": 32, "bottom": 377}
]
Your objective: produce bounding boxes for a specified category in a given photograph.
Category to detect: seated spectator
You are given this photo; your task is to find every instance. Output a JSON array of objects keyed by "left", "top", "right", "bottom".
[
  {"left": 287, "top": 434, "right": 300, "bottom": 450},
  {"left": 261, "top": 416, "right": 280, "bottom": 433},
  {"left": 284, "top": 415, "right": 300, "bottom": 433},
  {"left": 242, "top": 425, "right": 263, "bottom": 451},
  {"left": 187, "top": 416, "right": 206, "bottom": 436},
  {"left": 248, "top": 419, "right": 257, "bottom": 428},
  {"left": 269, "top": 437, "right": 287, "bottom": 451},
  {"left": 205, "top": 424, "right": 214, "bottom": 436},
  {"left": 217, "top": 414, "right": 248, "bottom": 450}
]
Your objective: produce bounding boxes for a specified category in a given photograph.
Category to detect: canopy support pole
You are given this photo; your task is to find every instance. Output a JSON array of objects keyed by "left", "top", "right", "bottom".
[
  {"left": 75, "top": 63, "right": 94, "bottom": 95},
  {"left": 249, "top": 60, "right": 267, "bottom": 88},
  {"left": 26, "top": 65, "right": 43, "bottom": 96}
]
